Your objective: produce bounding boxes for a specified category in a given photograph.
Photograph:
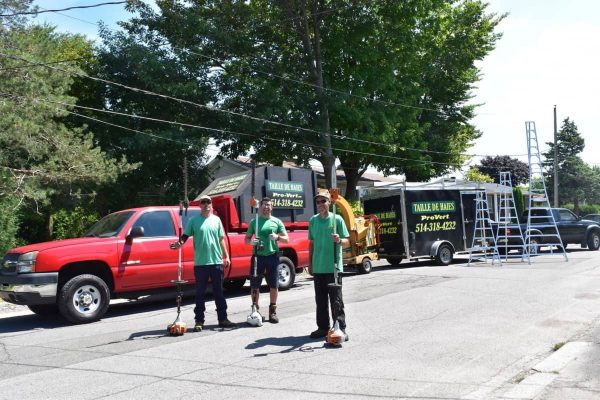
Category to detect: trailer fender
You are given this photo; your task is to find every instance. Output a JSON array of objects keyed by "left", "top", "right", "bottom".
[{"left": 429, "top": 241, "right": 455, "bottom": 258}]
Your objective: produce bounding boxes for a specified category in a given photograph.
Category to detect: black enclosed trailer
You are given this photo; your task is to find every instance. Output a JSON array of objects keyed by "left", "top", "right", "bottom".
[
  {"left": 363, "top": 188, "right": 480, "bottom": 265},
  {"left": 194, "top": 166, "right": 317, "bottom": 229}
]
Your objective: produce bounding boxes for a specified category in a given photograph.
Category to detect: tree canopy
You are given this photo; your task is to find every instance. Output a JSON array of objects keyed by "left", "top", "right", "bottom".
[
  {"left": 0, "top": 1, "right": 136, "bottom": 245},
  {"left": 116, "top": 0, "right": 503, "bottom": 199},
  {"left": 543, "top": 118, "right": 600, "bottom": 210},
  {"left": 475, "top": 155, "right": 529, "bottom": 185}
]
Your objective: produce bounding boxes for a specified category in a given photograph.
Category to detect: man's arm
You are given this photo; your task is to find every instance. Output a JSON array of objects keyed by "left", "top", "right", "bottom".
[
  {"left": 308, "top": 240, "right": 313, "bottom": 275},
  {"left": 220, "top": 236, "right": 231, "bottom": 267}
]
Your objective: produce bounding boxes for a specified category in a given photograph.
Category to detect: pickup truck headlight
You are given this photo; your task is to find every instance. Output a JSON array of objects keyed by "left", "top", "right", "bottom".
[{"left": 17, "top": 251, "right": 38, "bottom": 273}]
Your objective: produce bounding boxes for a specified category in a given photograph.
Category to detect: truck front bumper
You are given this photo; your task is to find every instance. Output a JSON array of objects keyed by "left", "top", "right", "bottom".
[{"left": 0, "top": 272, "right": 58, "bottom": 305}]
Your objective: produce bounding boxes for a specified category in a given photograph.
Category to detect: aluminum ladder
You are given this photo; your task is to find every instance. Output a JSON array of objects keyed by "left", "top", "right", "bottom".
[
  {"left": 525, "top": 121, "right": 568, "bottom": 261},
  {"left": 495, "top": 171, "right": 530, "bottom": 263},
  {"left": 468, "top": 190, "right": 501, "bottom": 266}
]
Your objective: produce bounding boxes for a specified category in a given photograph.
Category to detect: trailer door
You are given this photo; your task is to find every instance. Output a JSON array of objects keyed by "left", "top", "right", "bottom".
[{"left": 460, "top": 191, "right": 478, "bottom": 251}]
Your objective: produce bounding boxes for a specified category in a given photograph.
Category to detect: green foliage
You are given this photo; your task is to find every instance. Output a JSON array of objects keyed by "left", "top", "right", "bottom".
[
  {"left": 476, "top": 156, "right": 529, "bottom": 185},
  {"left": 51, "top": 206, "right": 99, "bottom": 240},
  {"left": 0, "top": 195, "right": 23, "bottom": 254},
  {"left": 542, "top": 118, "right": 600, "bottom": 207},
  {"left": 121, "top": 0, "right": 503, "bottom": 200},
  {"left": 562, "top": 203, "right": 600, "bottom": 217},
  {"left": 513, "top": 186, "right": 524, "bottom": 218},
  {"left": 348, "top": 199, "right": 363, "bottom": 217},
  {"left": 464, "top": 168, "right": 494, "bottom": 183}
]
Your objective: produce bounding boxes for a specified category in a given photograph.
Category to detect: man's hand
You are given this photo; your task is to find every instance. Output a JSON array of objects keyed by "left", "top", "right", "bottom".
[
  {"left": 170, "top": 241, "right": 182, "bottom": 250},
  {"left": 331, "top": 233, "right": 341, "bottom": 243},
  {"left": 223, "top": 256, "right": 231, "bottom": 268},
  {"left": 308, "top": 264, "right": 313, "bottom": 275},
  {"left": 251, "top": 238, "right": 260, "bottom": 246},
  {"left": 269, "top": 232, "right": 279, "bottom": 241}
]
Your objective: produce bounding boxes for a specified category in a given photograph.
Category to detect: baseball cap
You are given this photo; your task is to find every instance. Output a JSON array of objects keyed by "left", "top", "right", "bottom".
[
  {"left": 199, "top": 195, "right": 212, "bottom": 203},
  {"left": 314, "top": 191, "right": 331, "bottom": 201}
]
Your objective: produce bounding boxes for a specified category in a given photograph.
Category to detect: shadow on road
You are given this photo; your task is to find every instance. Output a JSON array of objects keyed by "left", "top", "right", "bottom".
[{"left": 245, "top": 335, "right": 324, "bottom": 356}]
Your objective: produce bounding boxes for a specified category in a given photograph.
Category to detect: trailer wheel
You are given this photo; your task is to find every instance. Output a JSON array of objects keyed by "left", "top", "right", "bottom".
[
  {"left": 58, "top": 274, "right": 110, "bottom": 324},
  {"left": 386, "top": 258, "right": 402, "bottom": 267},
  {"left": 586, "top": 231, "right": 600, "bottom": 250},
  {"left": 357, "top": 257, "right": 372, "bottom": 274},
  {"left": 435, "top": 244, "right": 453, "bottom": 266},
  {"left": 277, "top": 256, "right": 296, "bottom": 291}
]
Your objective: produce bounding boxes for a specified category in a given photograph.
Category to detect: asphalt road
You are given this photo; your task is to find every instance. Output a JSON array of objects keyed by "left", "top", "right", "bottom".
[{"left": 1, "top": 249, "right": 600, "bottom": 400}]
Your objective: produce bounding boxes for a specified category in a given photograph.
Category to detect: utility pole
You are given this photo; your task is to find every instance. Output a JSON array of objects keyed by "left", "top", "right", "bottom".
[{"left": 553, "top": 105, "right": 558, "bottom": 207}]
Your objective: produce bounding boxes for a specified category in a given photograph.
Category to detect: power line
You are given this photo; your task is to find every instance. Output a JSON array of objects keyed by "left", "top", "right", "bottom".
[
  {"left": 0, "top": 52, "right": 526, "bottom": 159},
  {"left": 0, "top": 1, "right": 128, "bottom": 17},
  {"left": 8, "top": 91, "right": 463, "bottom": 168}
]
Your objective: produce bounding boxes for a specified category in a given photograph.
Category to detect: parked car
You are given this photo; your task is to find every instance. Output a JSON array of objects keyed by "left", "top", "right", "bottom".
[{"left": 582, "top": 214, "right": 600, "bottom": 224}]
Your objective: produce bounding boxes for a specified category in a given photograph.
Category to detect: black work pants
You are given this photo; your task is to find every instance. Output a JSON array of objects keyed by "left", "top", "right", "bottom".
[{"left": 313, "top": 273, "right": 346, "bottom": 331}]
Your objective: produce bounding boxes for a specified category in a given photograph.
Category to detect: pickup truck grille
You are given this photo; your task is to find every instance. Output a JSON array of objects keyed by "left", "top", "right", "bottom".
[{"left": 1, "top": 254, "right": 19, "bottom": 274}]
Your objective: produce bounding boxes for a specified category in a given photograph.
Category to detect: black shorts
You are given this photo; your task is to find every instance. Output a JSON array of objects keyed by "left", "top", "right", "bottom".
[{"left": 249, "top": 253, "right": 279, "bottom": 289}]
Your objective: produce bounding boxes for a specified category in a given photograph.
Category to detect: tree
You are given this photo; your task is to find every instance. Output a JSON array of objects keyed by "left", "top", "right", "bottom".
[
  {"left": 118, "top": 0, "right": 503, "bottom": 200},
  {"left": 0, "top": 12, "right": 136, "bottom": 242},
  {"left": 464, "top": 168, "right": 494, "bottom": 183},
  {"left": 543, "top": 118, "right": 600, "bottom": 210},
  {"left": 475, "top": 155, "right": 529, "bottom": 185}
]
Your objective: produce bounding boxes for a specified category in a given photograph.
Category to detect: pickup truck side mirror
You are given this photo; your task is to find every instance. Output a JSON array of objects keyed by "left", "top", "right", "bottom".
[{"left": 127, "top": 226, "right": 145, "bottom": 241}]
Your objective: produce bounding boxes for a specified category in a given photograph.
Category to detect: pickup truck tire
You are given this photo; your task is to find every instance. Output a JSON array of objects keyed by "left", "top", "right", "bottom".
[
  {"left": 527, "top": 237, "right": 540, "bottom": 256},
  {"left": 586, "top": 231, "right": 600, "bottom": 250},
  {"left": 27, "top": 304, "right": 59, "bottom": 315},
  {"left": 435, "top": 244, "right": 453, "bottom": 266},
  {"left": 277, "top": 256, "right": 295, "bottom": 291},
  {"left": 357, "top": 257, "right": 372, "bottom": 274},
  {"left": 58, "top": 274, "right": 110, "bottom": 324}
]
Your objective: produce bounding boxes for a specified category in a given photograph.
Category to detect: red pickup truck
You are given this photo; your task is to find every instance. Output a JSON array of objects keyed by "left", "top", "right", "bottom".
[{"left": 0, "top": 194, "right": 310, "bottom": 324}]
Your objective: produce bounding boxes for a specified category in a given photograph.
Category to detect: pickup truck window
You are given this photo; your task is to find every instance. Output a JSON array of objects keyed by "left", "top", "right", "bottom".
[
  {"left": 85, "top": 211, "right": 134, "bottom": 237},
  {"left": 182, "top": 210, "right": 201, "bottom": 228},
  {"left": 558, "top": 209, "right": 577, "bottom": 222},
  {"left": 132, "top": 211, "right": 176, "bottom": 237}
]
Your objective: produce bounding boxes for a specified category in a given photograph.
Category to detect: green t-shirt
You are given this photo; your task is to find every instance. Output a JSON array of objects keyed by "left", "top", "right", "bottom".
[
  {"left": 308, "top": 213, "right": 349, "bottom": 273},
  {"left": 184, "top": 214, "right": 224, "bottom": 266},
  {"left": 246, "top": 215, "right": 286, "bottom": 256}
]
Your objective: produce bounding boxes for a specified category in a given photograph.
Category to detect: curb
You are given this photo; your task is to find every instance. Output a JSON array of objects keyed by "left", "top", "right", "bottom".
[{"left": 501, "top": 342, "right": 593, "bottom": 399}]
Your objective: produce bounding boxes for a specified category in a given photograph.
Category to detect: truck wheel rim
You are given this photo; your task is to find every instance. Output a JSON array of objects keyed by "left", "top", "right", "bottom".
[
  {"left": 73, "top": 285, "right": 101, "bottom": 314},
  {"left": 594, "top": 235, "right": 600, "bottom": 248},
  {"left": 279, "top": 263, "right": 291, "bottom": 285}
]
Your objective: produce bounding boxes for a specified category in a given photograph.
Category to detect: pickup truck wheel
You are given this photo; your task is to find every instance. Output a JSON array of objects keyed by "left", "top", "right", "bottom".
[
  {"left": 357, "top": 257, "right": 372, "bottom": 274},
  {"left": 58, "top": 274, "right": 110, "bottom": 324},
  {"left": 435, "top": 244, "right": 453, "bottom": 266},
  {"left": 27, "top": 304, "right": 59, "bottom": 315},
  {"left": 527, "top": 238, "right": 540, "bottom": 256},
  {"left": 277, "top": 256, "right": 295, "bottom": 291},
  {"left": 586, "top": 231, "right": 600, "bottom": 250}
]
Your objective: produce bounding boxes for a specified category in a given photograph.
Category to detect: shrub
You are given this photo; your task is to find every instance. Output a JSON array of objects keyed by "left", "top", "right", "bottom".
[
  {"left": 0, "top": 196, "right": 23, "bottom": 254},
  {"left": 51, "top": 207, "right": 100, "bottom": 240}
]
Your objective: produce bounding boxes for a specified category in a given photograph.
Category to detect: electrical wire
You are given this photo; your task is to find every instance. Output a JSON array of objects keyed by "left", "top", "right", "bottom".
[
  {"left": 0, "top": 1, "right": 128, "bottom": 17},
  {"left": 0, "top": 51, "right": 527, "bottom": 159},
  {"left": 6, "top": 91, "right": 464, "bottom": 168}
]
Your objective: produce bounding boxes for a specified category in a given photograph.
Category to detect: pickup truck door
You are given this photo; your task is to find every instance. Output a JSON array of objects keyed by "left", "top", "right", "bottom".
[
  {"left": 554, "top": 209, "right": 580, "bottom": 243},
  {"left": 117, "top": 210, "right": 179, "bottom": 290}
]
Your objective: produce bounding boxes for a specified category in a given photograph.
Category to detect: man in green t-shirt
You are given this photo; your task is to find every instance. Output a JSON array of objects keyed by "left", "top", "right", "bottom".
[
  {"left": 170, "top": 195, "right": 234, "bottom": 332},
  {"left": 308, "top": 191, "right": 350, "bottom": 340},
  {"left": 245, "top": 197, "right": 289, "bottom": 323}
]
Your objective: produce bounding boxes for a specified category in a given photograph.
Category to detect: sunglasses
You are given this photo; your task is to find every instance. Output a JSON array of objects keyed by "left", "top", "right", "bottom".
[
  {"left": 200, "top": 200, "right": 212, "bottom": 205},
  {"left": 316, "top": 199, "right": 328, "bottom": 204}
]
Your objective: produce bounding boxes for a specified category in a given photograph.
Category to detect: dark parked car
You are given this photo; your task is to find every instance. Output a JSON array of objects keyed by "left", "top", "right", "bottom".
[{"left": 582, "top": 214, "right": 600, "bottom": 224}]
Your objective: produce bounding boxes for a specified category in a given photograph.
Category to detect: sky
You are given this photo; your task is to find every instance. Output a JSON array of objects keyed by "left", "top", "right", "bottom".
[{"left": 29, "top": 0, "right": 600, "bottom": 169}]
